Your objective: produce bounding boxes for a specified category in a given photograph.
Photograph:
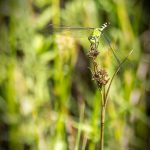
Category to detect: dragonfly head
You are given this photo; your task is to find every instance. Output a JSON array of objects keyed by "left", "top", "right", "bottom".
[
  {"left": 88, "top": 35, "right": 92, "bottom": 41},
  {"left": 88, "top": 35, "right": 96, "bottom": 44}
]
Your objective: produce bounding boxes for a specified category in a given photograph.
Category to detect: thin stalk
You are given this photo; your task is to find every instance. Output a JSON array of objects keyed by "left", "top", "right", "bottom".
[
  {"left": 100, "top": 50, "right": 133, "bottom": 150},
  {"left": 103, "top": 86, "right": 106, "bottom": 104},
  {"left": 100, "top": 106, "right": 105, "bottom": 150},
  {"left": 88, "top": 36, "right": 133, "bottom": 150},
  {"left": 101, "top": 88, "right": 104, "bottom": 106},
  {"left": 100, "top": 87, "right": 105, "bottom": 150},
  {"left": 105, "top": 49, "right": 133, "bottom": 107}
]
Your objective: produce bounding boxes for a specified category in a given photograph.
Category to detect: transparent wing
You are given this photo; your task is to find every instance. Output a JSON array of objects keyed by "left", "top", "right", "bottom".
[
  {"left": 40, "top": 24, "right": 94, "bottom": 38},
  {"left": 100, "top": 32, "right": 129, "bottom": 71},
  {"left": 101, "top": 33, "right": 121, "bottom": 65},
  {"left": 39, "top": 23, "right": 122, "bottom": 66},
  {"left": 92, "top": 33, "right": 121, "bottom": 71},
  {"left": 47, "top": 24, "right": 94, "bottom": 31}
]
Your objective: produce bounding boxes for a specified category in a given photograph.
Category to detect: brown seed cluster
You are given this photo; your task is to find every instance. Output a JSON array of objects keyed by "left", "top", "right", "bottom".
[
  {"left": 87, "top": 49, "right": 99, "bottom": 59},
  {"left": 87, "top": 43, "right": 109, "bottom": 89},
  {"left": 92, "top": 69, "right": 109, "bottom": 88}
]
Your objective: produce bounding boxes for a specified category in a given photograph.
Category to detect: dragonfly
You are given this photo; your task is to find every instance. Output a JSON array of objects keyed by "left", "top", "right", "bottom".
[{"left": 45, "top": 22, "right": 121, "bottom": 65}]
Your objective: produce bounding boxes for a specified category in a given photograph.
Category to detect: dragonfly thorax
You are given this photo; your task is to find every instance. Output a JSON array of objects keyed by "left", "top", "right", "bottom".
[
  {"left": 88, "top": 23, "right": 109, "bottom": 46},
  {"left": 88, "top": 28, "right": 102, "bottom": 45}
]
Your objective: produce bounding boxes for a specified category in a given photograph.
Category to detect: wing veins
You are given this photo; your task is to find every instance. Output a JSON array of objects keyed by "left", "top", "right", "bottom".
[{"left": 47, "top": 24, "right": 94, "bottom": 31}]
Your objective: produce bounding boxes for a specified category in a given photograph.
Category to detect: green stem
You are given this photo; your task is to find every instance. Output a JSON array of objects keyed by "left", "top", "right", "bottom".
[
  {"left": 100, "top": 87, "right": 105, "bottom": 150},
  {"left": 100, "top": 106, "right": 105, "bottom": 150},
  {"left": 105, "top": 50, "right": 133, "bottom": 107},
  {"left": 100, "top": 50, "right": 133, "bottom": 150}
]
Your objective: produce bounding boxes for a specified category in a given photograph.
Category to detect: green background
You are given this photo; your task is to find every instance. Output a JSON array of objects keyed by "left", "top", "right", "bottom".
[{"left": 0, "top": 0, "right": 150, "bottom": 150}]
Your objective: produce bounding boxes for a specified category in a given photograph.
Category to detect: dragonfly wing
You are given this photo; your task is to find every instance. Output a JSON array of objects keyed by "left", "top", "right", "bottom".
[
  {"left": 47, "top": 24, "right": 94, "bottom": 30},
  {"left": 42, "top": 24, "right": 94, "bottom": 38},
  {"left": 101, "top": 33, "right": 121, "bottom": 65}
]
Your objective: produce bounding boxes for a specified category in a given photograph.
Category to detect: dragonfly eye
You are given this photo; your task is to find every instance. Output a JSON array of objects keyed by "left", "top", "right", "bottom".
[
  {"left": 88, "top": 35, "right": 92, "bottom": 40},
  {"left": 88, "top": 36, "right": 96, "bottom": 42}
]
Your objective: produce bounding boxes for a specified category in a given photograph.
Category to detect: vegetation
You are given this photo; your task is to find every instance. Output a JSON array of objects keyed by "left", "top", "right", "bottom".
[{"left": 0, "top": 0, "right": 149, "bottom": 150}]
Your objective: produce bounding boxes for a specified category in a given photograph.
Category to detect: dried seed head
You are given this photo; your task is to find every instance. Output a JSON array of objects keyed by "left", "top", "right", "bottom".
[
  {"left": 87, "top": 36, "right": 109, "bottom": 89},
  {"left": 92, "top": 68, "right": 109, "bottom": 88},
  {"left": 99, "top": 69, "right": 108, "bottom": 77},
  {"left": 87, "top": 50, "right": 99, "bottom": 59}
]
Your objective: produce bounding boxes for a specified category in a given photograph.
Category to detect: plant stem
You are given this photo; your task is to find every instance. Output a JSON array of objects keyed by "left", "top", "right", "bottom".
[
  {"left": 100, "top": 88, "right": 105, "bottom": 150},
  {"left": 100, "top": 50, "right": 133, "bottom": 150},
  {"left": 105, "top": 49, "right": 133, "bottom": 107},
  {"left": 100, "top": 106, "right": 105, "bottom": 150}
]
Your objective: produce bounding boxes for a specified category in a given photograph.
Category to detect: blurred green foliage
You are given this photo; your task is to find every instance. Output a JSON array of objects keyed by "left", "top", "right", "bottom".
[{"left": 0, "top": 0, "right": 150, "bottom": 150}]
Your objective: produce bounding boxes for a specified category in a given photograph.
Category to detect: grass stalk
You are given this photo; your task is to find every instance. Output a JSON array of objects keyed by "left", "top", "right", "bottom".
[
  {"left": 87, "top": 40, "right": 133, "bottom": 150},
  {"left": 100, "top": 105, "right": 105, "bottom": 150},
  {"left": 105, "top": 49, "right": 133, "bottom": 107},
  {"left": 100, "top": 50, "right": 133, "bottom": 150}
]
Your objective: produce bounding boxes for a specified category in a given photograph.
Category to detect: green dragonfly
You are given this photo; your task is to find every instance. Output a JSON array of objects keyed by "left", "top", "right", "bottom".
[{"left": 46, "top": 22, "right": 120, "bottom": 64}]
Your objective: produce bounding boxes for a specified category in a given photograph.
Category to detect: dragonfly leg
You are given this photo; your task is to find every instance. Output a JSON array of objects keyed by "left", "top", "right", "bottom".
[
  {"left": 96, "top": 42, "right": 99, "bottom": 50},
  {"left": 93, "top": 37, "right": 99, "bottom": 50},
  {"left": 90, "top": 43, "right": 96, "bottom": 51},
  {"left": 93, "top": 43, "right": 97, "bottom": 50}
]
